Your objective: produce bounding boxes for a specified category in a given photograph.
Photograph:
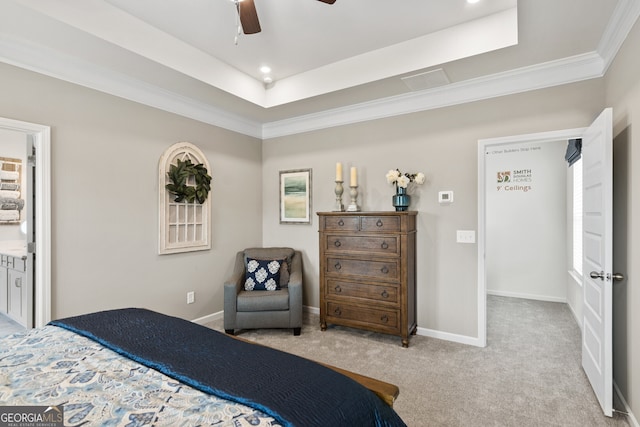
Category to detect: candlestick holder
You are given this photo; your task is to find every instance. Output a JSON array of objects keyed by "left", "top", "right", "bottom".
[
  {"left": 346, "top": 185, "right": 360, "bottom": 212},
  {"left": 334, "top": 180, "right": 344, "bottom": 211}
]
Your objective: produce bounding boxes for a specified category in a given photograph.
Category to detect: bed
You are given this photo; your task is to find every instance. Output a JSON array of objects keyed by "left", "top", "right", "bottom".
[{"left": 0, "top": 308, "right": 406, "bottom": 426}]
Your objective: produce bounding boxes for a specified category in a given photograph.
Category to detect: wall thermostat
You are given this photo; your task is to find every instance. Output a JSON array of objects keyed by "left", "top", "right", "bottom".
[{"left": 438, "top": 191, "right": 454, "bottom": 204}]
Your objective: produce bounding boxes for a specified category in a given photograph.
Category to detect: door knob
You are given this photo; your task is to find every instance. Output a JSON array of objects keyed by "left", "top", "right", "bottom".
[
  {"left": 609, "top": 273, "right": 625, "bottom": 281},
  {"left": 590, "top": 271, "right": 605, "bottom": 280}
]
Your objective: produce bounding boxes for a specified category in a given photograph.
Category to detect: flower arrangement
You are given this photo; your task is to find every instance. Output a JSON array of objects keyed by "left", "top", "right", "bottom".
[{"left": 386, "top": 169, "right": 425, "bottom": 189}]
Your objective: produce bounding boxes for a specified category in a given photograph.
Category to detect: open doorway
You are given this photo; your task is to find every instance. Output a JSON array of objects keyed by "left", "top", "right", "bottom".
[
  {"left": 477, "top": 127, "right": 585, "bottom": 347},
  {"left": 0, "top": 116, "right": 51, "bottom": 336}
]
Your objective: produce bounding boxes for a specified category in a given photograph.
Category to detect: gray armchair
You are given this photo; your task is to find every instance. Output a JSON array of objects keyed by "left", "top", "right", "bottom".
[{"left": 224, "top": 247, "right": 303, "bottom": 336}]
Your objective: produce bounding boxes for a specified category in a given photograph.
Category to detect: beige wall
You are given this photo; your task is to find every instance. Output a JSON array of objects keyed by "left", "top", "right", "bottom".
[
  {"left": 605, "top": 16, "right": 640, "bottom": 422},
  {"left": 2, "top": 29, "right": 638, "bottom": 418},
  {"left": 263, "top": 80, "right": 604, "bottom": 339},
  {"left": 0, "top": 62, "right": 264, "bottom": 321}
]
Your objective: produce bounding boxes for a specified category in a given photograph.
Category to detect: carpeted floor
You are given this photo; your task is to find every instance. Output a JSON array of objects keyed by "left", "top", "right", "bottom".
[{"left": 204, "top": 296, "right": 630, "bottom": 427}]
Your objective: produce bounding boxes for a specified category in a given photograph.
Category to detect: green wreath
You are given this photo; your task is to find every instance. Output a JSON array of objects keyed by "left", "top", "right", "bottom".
[{"left": 165, "top": 158, "right": 212, "bottom": 204}]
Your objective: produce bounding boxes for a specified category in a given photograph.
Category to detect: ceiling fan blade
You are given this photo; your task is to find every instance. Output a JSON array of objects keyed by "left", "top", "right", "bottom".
[
  {"left": 238, "top": 0, "right": 261, "bottom": 34},
  {"left": 317, "top": 0, "right": 337, "bottom": 3}
]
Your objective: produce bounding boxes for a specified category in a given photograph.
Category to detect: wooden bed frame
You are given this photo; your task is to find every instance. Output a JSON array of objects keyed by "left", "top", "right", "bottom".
[{"left": 231, "top": 334, "right": 399, "bottom": 407}]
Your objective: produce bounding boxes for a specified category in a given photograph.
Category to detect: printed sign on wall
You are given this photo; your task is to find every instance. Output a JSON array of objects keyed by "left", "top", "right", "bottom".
[{"left": 487, "top": 144, "right": 542, "bottom": 195}]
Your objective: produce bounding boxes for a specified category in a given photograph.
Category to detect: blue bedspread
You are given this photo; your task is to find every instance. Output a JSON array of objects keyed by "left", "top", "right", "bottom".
[{"left": 50, "top": 308, "right": 406, "bottom": 427}]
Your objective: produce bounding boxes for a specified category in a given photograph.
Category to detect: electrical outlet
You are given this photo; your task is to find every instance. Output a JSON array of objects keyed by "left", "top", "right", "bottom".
[
  {"left": 187, "top": 291, "right": 195, "bottom": 304},
  {"left": 456, "top": 230, "right": 476, "bottom": 244}
]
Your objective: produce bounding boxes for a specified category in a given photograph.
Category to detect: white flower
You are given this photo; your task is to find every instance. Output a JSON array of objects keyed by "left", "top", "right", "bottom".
[
  {"left": 386, "top": 169, "right": 425, "bottom": 189},
  {"left": 386, "top": 169, "right": 400, "bottom": 184},
  {"left": 397, "top": 175, "right": 410, "bottom": 188},
  {"left": 255, "top": 267, "right": 268, "bottom": 283}
]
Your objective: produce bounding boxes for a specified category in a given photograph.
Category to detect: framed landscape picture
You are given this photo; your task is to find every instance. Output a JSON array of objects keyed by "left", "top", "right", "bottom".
[{"left": 279, "top": 169, "right": 312, "bottom": 224}]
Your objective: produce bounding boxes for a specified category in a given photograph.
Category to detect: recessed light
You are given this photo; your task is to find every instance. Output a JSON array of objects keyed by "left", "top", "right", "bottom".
[
  {"left": 259, "top": 65, "right": 271, "bottom": 74},
  {"left": 467, "top": 0, "right": 480, "bottom": 3}
]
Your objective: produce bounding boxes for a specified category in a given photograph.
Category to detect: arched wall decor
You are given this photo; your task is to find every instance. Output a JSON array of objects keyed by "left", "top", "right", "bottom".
[{"left": 158, "top": 142, "right": 212, "bottom": 255}]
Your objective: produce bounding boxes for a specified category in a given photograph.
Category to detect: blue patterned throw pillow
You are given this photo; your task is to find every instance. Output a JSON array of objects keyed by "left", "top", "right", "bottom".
[{"left": 245, "top": 258, "right": 283, "bottom": 291}]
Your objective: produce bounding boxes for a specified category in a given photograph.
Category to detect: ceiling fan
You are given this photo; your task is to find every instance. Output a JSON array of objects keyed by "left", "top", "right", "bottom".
[{"left": 235, "top": 0, "right": 337, "bottom": 35}]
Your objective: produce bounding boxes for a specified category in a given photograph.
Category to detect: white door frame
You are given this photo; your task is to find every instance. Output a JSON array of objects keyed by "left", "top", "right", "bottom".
[
  {"left": 477, "top": 127, "right": 585, "bottom": 347},
  {"left": 0, "top": 116, "right": 51, "bottom": 327}
]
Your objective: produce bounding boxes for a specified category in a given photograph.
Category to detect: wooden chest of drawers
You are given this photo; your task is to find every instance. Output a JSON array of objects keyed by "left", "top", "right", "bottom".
[{"left": 318, "top": 211, "right": 417, "bottom": 347}]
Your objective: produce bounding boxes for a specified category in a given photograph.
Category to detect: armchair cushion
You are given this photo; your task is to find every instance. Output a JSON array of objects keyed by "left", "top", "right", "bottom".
[
  {"left": 244, "top": 258, "right": 283, "bottom": 291},
  {"left": 237, "top": 289, "right": 290, "bottom": 312}
]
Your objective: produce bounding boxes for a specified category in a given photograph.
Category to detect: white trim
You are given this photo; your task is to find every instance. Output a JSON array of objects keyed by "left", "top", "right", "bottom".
[
  {"left": 263, "top": 53, "right": 604, "bottom": 139},
  {"left": 598, "top": 0, "right": 640, "bottom": 74},
  {"left": 486, "top": 290, "right": 567, "bottom": 304},
  {"left": 477, "top": 128, "right": 586, "bottom": 349},
  {"left": 416, "top": 326, "right": 484, "bottom": 347},
  {"left": 1, "top": 0, "right": 638, "bottom": 139},
  {"left": 192, "top": 310, "right": 223, "bottom": 325},
  {"left": 568, "top": 269, "right": 583, "bottom": 288},
  {"left": 304, "top": 305, "right": 320, "bottom": 316},
  {"left": 0, "top": 35, "right": 263, "bottom": 139},
  {"left": 614, "top": 381, "right": 640, "bottom": 427},
  {"left": 567, "top": 298, "right": 582, "bottom": 331},
  {"left": 0, "top": 116, "right": 51, "bottom": 328}
]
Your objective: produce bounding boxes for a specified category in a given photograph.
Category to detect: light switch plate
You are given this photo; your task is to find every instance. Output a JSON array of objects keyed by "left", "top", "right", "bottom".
[{"left": 457, "top": 230, "right": 476, "bottom": 243}]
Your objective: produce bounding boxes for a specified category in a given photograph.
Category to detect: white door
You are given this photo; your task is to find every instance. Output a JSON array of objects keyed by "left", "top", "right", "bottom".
[{"left": 581, "top": 108, "right": 614, "bottom": 416}]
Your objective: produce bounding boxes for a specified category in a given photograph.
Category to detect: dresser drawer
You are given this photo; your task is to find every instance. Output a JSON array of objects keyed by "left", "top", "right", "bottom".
[
  {"left": 322, "top": 215, "right": 360, "bottom": 231},
  {"left": 360, "top": 216, "right": 401, "bottom": 233},
  {"left": 326, "top": 279, "right": 399, "bottom": 304},
  {"left": 325, "top": 257, "right": 399, "bottom": 281},
  {"left": 327, "top": 301, "right": 399, "bottom": 331},
  {"left": 324, "top": 234, "right": 399, "bottom": 256}
]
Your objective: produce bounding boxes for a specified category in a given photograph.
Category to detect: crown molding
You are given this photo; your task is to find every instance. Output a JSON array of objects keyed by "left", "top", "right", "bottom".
[
  {"left": 0, "top": 35, "right": 263, "bottom": 139},
  {"left": 262, "top": 0, "right": 639, "bottom": 139},
  {"left": 598, "top": 0, "right": 640, "bottom": 73},
  {"left": 1, "top": 0, "right": 637, "bottom": 140},
  {"left": 262, "top": 52, "right": 605, "bottom": 139}
]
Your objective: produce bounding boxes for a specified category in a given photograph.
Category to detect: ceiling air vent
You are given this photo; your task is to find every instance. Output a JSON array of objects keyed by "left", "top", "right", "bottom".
[{"left": 401, "top": 68, "right": 450, "bottom": 92}]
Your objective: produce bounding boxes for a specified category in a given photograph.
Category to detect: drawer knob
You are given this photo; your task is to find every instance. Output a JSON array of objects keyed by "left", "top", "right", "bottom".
[
  {"left": 376, "top": 219, "right": 383, "bottom": 227},
  {"left": 381, "top": 290, "right": 389, "bottom": 298},
  {"left": 14, "top": 277, "right": 22, "bottom": 288},
  {"left": 338, "top": 219, "right": 344, "bottom": 226},
  {"left": 334, "top": 240, "right": 342, "bottom": 247},
  {"left": 381, "top": 266, "right": 389, "bottom": 274},
  {"left": 381, "top": 315, "right": 389, "bottom": 323},
  {"left": 334, "top": 307, "right": 342, "bottom": 316},
  {"left": 334, "top": 285, "right": 342, "bottom": 293},
  {"left": 381, "top": 241, "right": 389, "bottom": 250},
  {"left": 334, "top": 262, "right": 342, "bottom": 271}
]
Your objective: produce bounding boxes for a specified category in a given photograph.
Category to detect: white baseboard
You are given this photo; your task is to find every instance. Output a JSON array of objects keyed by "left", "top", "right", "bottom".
[
  {"left": 304, "top": 305, "right": 319, "bottom": 316},
  {"left": 193, "top": 306, "right": 319, "bottom": 326},
  {"left": 416, "top": 326, "right": 484, "bottom": 347},
  {"left": 566, "top": 300, "right": 583, "bottom": 331},
  {"left": 487, "top": 290, "right": 567, "bottom": 303},
  {"left": 192, "top": 310, "right": 223, "bottom": 325},
  {"left": 614, "top": 381, "right": 639, "bottom": 427}
]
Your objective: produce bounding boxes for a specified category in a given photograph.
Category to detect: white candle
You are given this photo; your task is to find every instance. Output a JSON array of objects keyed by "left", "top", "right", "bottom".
[
  {"left": 336, "top": 162, "right": 343, "bottom": 181},
  {"left": 350, "top": 167, "right": 357, "bottom": 187}
]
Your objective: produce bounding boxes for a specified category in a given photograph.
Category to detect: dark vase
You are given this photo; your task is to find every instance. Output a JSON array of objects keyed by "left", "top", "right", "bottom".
[{"left": 392, "top": 186, "right": 410, "bottom": 211}]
